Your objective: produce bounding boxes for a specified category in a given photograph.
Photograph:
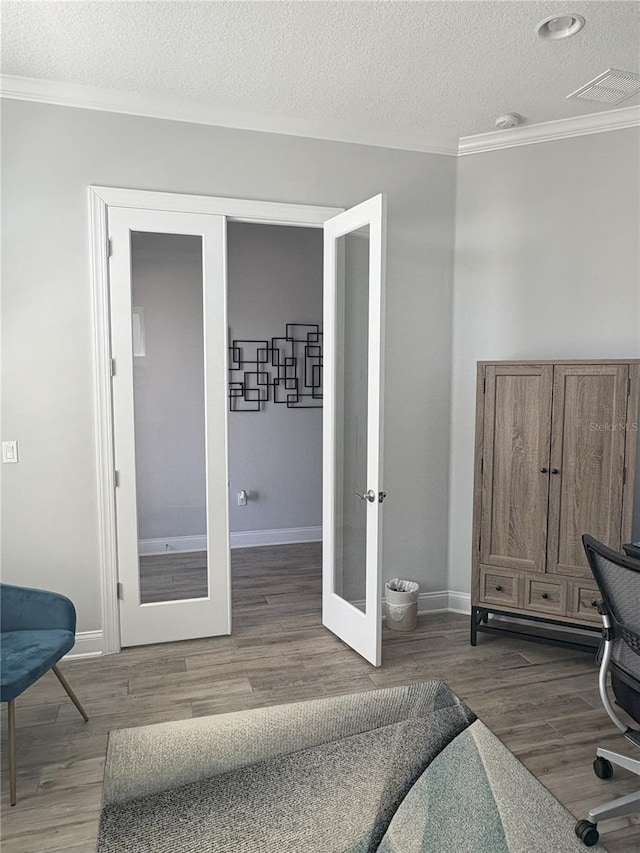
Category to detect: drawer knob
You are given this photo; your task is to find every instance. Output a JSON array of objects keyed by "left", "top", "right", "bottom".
[
  {"left": 541, "top": 592, "right": 549, "bottom": 599},
  {"left": 551, "top": 468, "right": 559, "bottom": 475},
  {"left": 495, "top": 585, "right": 503, "bottom": 592},
  {"left": 540, "top": 467, "right": 548, "bottom": 473}
]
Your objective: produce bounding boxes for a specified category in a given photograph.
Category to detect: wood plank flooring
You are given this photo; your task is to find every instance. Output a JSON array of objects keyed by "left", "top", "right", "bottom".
[
  {"left": 139, "top": 551, "right": 208, "bottom": 603},
  {"left": 2, "top": 542, "right": 640, "bottom": 852}
]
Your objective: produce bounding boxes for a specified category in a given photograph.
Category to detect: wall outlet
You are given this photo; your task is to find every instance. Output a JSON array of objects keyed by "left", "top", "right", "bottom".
[
  {"left": 2, "top": 441, "right": 18, "bottom": 464},
  {"left": 237, "top": 490, "right": 248, "bottom": 506}
]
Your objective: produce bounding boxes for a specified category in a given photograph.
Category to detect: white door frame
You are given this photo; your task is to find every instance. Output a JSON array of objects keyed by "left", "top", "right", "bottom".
[{"left": 89, "top": 185, "right": 343, "bottom": 654}]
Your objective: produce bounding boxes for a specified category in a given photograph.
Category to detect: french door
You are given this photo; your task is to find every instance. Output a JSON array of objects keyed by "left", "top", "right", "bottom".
[
  {"left": 106, "top": 193, "right": 386, "bottom": 657},
  {"left": 322, "top": 195, "right": 387, "bottom": 666},
  {"left": 109, "top": 207, "right": 230, "bottom": 647}
]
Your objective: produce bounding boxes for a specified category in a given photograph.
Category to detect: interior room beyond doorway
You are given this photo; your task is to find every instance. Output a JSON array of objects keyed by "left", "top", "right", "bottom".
[{"left": 136, "top": 221, "right": 324, "bottom": 606}]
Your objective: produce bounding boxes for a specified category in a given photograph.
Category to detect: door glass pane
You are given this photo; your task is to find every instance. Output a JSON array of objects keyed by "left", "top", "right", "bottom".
[
  {"left": 130, "top": 232, "right": 209, "bottom": 604},
  {"left": 334, "top": 226, "right": 370, "bottom": 612}
]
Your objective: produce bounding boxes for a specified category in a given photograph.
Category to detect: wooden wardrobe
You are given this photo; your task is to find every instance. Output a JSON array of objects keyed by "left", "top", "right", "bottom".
[{"left": 471, "top": 360, "right": 640, "bottom": 645}]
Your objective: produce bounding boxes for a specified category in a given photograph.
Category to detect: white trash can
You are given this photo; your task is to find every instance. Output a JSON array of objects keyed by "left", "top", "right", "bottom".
[{"left": 385, "top": 579, "right": 420, "bottom": 632}]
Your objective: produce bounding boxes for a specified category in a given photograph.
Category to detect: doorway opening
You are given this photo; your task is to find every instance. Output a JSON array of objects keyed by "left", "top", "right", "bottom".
[
  {"left": 226, "top": 222, "right": 324, "bottom": 629},
  {"left": 93, "top": 187, "right": 386, "bottom": 664}
]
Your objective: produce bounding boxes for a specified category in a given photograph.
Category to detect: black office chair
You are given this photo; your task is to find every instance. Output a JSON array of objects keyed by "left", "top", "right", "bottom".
[{"left": 575, "top": 535, "right": 640, "bottom": 847}]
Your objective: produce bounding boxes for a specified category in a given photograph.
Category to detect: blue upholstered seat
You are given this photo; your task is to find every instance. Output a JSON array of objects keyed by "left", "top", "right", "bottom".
[
  {"left": 1, "top": 629, "right": 75, "bottom": 702},
  {"left": 0, "top": 582, "right": 87, "bottom": 804}
]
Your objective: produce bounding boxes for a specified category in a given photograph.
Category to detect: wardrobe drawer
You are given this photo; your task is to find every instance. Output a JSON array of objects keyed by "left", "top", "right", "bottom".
[
  {"left": 570, "top": 582, "right": 602, "bottom": 624},
  {"left": 479, "top": 567, "right": 520, "bottom": 608},
  {"left": 524, "top": 577, "right": 566, "bottom": 616}
]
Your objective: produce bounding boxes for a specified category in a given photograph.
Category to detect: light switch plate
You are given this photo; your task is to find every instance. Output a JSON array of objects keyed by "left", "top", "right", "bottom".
[{"left": 2, "top": 440, "right": 19, "bottom": 464}]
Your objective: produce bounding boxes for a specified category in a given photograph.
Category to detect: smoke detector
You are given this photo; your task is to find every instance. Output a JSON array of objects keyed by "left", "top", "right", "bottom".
[
  {"left": 537, "top": 14, "right": 585, "bottom": 40},
  {"left": 567, "top": 69, "right": 640, "bottom": 105},
  {"left": 495, "top": 113, "right": 523, "bottom": 130}
]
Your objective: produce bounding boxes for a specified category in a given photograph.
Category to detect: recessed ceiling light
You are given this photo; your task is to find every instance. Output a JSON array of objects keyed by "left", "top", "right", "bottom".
[{"left": 537, "top": 13, "right": 585, "bottom": 40}]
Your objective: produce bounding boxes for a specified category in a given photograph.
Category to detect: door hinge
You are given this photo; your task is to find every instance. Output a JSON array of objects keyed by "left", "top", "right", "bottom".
[
  {"left": 114, "top": 470, "right": 120, "bottom": 488},
  {"left": 478, "top": 532, "right": 482, "bottom": 552},
  {"left": 110, "top": 358, "right": 116, "bottom": 377},
  {"left": 480, "top": 457, "right": 484, "bottom": 475},
  {"left": 623, "top": 467, "right": 627, "bottom": 485},
  {"left": 107, "top": 238, "right": 113, "bottom": 258},
  {"left": 117, "top": 582, "right": 123, "bottom": 600},
  {"left": 629, "top": 376, "right": 632, "bottom": 396},
  {"left": 483, "top": 377, "right": 486, "bottom": 393}
]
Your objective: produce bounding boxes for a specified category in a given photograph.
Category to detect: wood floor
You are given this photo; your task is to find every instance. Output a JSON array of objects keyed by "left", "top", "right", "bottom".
[
  {"left": 139, "top": 551, "right": 208, "bottom": 603},
  {"left": 2, "top": 542, "right": 640, "bottom": 853}
]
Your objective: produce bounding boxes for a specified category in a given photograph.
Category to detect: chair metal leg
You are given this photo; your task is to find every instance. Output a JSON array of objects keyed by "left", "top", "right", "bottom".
[
  {"left": 597, "top": 747, "right": 640, "bottom": 777},
  {"left": 51, "top": 664, "right": 89, "bottom": 722},
  {"left": 8, "top": 699, "right": 16, "bottom": 806},
  {"left": 588, "top": 789, "right": 640, "bottom": 823}
]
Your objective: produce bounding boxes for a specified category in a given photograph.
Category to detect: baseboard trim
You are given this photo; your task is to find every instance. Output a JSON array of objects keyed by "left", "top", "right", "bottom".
[
  {"left": 230, "top": 527, "right": 322, "bottom": 548},
  {"left": 138, "top": 527, "right": 323, "bottom": 554},
  {"left": 351, "top": 590, "right": 471, "bottom": 617},
  {"left": 447, "top": 591, "right": 472, "bottom": 615},
  {"left": 138, "top": 535, "right": 207, "bottom": 555},
  {"left": 64, "top": 630, "right": 104, "bottom": 659}
]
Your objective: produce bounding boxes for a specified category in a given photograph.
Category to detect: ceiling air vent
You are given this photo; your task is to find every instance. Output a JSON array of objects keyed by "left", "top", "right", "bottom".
[{"left": 567, "top": 68, "right": 640, "bottom": 105}]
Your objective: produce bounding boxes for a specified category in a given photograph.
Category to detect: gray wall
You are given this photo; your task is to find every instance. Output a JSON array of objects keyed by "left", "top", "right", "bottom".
[
  {"left": 1, "top": 99, "right": 457, "bottom": 632},
  {"left": 131, "top": 232, "right": 207, "bottom": 542},
  {"left": 448, "top": 128, "right": 640, "bottom": 595},
  {"left": 227, "top": 222, "right": 323, "bottom": 534}
]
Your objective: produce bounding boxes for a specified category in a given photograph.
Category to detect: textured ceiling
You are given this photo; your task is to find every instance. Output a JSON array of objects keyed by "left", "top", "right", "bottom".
[{"left": 2, "top": 1, "right": 639, "bottom": 148}]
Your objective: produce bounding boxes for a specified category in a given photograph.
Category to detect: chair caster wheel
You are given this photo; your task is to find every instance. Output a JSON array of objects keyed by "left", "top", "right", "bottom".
[
  {"left": 593, "top": 757, "right": 613, "bottom": 779},
  {"left": 575, "top": 820, "right": 599, "bottom": 847}
]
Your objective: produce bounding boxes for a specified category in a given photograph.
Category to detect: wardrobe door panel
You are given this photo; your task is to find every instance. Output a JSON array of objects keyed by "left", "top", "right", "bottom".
[
  {"left": 480, "top": 365, "right": 553, "bottom": 573},
  {"left": 547, "top": 364, "right": 629, "bottom": 578}
]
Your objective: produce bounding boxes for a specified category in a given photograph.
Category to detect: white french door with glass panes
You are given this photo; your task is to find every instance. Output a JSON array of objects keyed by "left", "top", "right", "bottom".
[
  {"left": 109, "top": 207, "right": 230, "bottom": 647},
  {"left": 322, "top": 194, "right": 387, "bottom": 667}
]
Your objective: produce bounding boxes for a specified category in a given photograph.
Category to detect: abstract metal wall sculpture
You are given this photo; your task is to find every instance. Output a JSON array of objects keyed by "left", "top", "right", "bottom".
[{"left": 229, "top": 323, "right": 322, "bottom": 411}]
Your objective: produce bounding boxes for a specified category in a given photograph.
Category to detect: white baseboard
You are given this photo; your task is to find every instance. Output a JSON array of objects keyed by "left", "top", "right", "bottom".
[
  {"left": 138, "top": 527, "right": 322, "bottom": 555},
  {"left": 351, "top": 590, "right": 471, "bottom": 617},
  {"left": 138, "top": 535, "right": 207, "bottom": 555},
  {"left": 447, "top": 591, "right": 472, "bottom": 615},
  {"left": 64, "top": 630, "right": 104, "bottom": 659},
  {"left": 230, "top": 526, "right": 322, "bottom": 548},
  {"left": 417, "top": 591, "right": 449, "bottom": 613}
]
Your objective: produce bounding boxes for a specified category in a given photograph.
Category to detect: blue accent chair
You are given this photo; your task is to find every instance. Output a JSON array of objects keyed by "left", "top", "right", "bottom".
[{"left": 1, "top": 584, "right": 89, "bottom": 805}]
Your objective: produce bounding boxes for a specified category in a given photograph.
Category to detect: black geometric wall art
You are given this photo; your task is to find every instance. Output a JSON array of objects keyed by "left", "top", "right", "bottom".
[{"left": 229, "top": 323, "right": 322, "bottom": 411}]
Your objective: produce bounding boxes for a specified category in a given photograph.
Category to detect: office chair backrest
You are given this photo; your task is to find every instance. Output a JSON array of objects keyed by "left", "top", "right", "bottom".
[{"left": 583, "top": 534, "right": 640, "bottom": 669}]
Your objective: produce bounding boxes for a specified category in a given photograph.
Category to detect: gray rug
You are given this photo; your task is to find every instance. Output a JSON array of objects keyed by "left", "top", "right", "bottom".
[{"left": 97, "top": 681, "right": 601, "bottom": 852}]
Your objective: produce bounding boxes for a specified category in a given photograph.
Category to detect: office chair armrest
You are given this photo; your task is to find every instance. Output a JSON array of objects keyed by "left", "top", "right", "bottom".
[{"left": 0, "top": 584, "right": 77, "bottom": 634}]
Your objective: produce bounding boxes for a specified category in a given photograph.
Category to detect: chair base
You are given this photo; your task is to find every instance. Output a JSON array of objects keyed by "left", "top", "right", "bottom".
[
  {"left": 8, "top": 665, "right": 88, "bottom": 806},
  {"left": 586, "top": 748, "right": 640, "bottom": 825},
  {"left": 588, "top": 788, "right": 640, "bottom": 823}
]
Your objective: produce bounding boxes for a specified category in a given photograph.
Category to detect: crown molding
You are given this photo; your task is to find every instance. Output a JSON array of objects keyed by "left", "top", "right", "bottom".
[
  {"left": 458, "top": 105, "right": 640, "bottom": 156},
  {"left": 0, "top": 74, "right": 458, "bottom": 157},
  {"left": 3, "top": 75, "right": 637, "bottom": 158}
]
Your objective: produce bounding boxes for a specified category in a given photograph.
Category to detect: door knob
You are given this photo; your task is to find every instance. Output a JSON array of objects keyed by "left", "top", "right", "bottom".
[
  {"left": 551, "top": 468, "right": 559, "bottom": 475},
  {"left": 540, "top": 467, "right": 548, "bottom": 473},
  {"left": 355, "top": 489, "right": 376, "bottom": 503}
]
